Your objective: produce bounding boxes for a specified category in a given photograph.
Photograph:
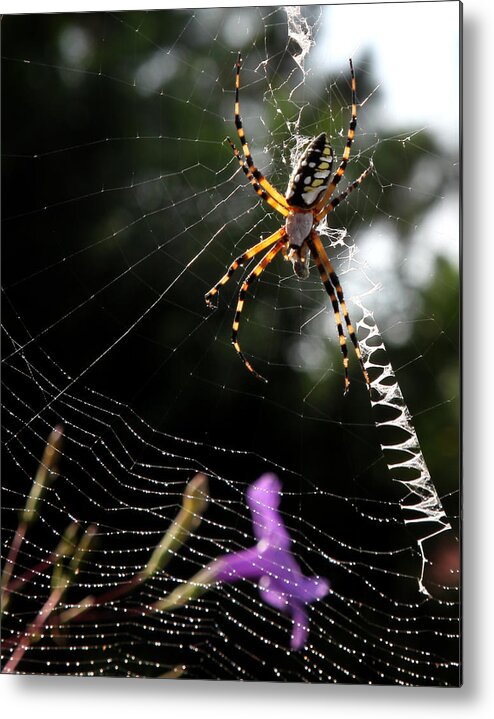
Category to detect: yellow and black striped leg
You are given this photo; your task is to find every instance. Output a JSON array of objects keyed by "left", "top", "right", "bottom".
[
  {"left": 315, "top": 163, "right": 372, "bottom": 223},
  {"left": 231, "top": 238, "right": 285, "bottom": 382},
  {"left": 314, "top": 58, "right": 358, "bottom": 214},
  {"left": 205, "top": 228, "right": 286, "bottom": 308},
  {"left": 226, "top": 137, "right": 289, "bottom": 217},
  {"left": 233, "top": 52, "right": 290, "bottom": 211},
  {"left": 308, "top": 238, "right": 351, "bottom": 392},
  {"left": 309, "top": 232, "right": 370, "bottom": 392}
]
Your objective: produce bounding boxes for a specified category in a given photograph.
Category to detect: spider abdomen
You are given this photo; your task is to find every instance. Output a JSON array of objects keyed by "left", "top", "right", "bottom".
[{"left": 285, "top": 133, "right": 334, "bottom": 208}]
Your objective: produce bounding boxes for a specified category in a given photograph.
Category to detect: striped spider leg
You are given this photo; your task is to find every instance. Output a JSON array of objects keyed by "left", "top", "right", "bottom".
[{"left": 205, "top": 54, "right": 372, "bottom": 391}]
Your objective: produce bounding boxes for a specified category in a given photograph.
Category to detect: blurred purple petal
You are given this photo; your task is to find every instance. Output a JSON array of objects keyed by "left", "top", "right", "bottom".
[
  {"left": 294, "top": 575, "right": 330, "bottom": 604},
  {"left": 213, "top": 547, "right": 264, "bottom": 582},
  {"left": 246, "top": 473, "right": 290, "bottom": 549},
  {"left": 258, "top": 574, "right": 289, "bottom": 610},
  {"left": 210, "top": 474, "right": 329, "bottom": 651},
  {"left": 290, "top": 603, "right": 309, "bottom": 650}
]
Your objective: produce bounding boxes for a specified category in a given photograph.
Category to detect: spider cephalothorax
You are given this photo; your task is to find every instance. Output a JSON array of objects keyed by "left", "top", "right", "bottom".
[{"left": 205, "top": 53, "right": 372, "bottom": 393}]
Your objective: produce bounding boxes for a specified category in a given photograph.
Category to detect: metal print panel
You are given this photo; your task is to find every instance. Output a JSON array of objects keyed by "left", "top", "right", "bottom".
[{"left": 1, "top": 2, "right": 461, "bottom": 684}]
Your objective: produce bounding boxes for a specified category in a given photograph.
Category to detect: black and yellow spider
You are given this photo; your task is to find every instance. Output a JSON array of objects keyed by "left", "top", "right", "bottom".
[{"left": 205, "top": 53, "right": 372, "bottom": 393}]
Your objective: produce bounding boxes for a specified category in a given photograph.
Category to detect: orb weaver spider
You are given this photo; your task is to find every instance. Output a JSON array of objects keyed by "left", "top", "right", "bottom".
[{"left": 205, "top": 53, "right": 372, "bottom": 393}]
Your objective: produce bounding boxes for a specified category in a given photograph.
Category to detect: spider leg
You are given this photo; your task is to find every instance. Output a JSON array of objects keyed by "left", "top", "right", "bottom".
[
  {"left": 233, "top": 52, "right": 290, "bottom": 210},
  {"left": 315, "top": 163, "right": 372, "bottom": 222},
  {"left": 205, "top": 227, "right": 286, "bottom": 307},
  {"left": 314, "top": 59, "right": 358, "bottom": 213},
  {"left": 231, "top": 238, "right": 286, "bottom": 382},
  {"left": 226, "top": 137, "right": 289, "bottom": 217},
  {"left": 308, "top": 237, "right": 351, "bottom": 392},
  {"left": 308, "top": 231, "right": 370, "bottom": 393}
]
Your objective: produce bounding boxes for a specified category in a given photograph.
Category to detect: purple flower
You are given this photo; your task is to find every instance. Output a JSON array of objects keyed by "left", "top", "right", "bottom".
[{"left": 212, "top": 474, "right": 329, "bottom": 650}]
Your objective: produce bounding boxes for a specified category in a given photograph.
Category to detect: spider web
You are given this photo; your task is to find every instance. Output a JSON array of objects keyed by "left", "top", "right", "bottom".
[{"left": 1, "top": 4, "right": 460, "bottom": 684}]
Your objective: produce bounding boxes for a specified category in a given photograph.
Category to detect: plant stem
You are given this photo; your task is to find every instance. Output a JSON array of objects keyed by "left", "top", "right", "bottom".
[
  {"left": 1, "top": 425, "right": 63, "bottom": 613},
  {"left": 1, "top": 522, "right": 27, "bottom": 610},
  {"left": 2, "top": 584, "right": 65, "bottom": 673},
  {"left": 59, "top": 474, "right": 209, "bottom": 625}
]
